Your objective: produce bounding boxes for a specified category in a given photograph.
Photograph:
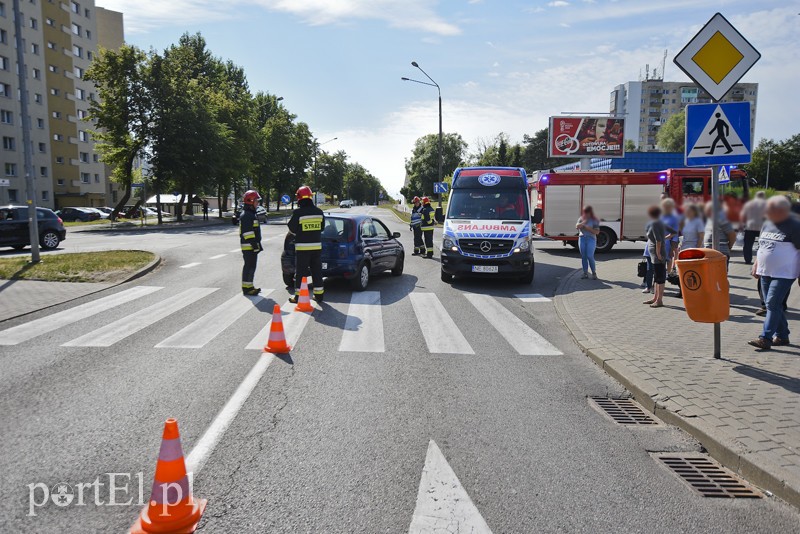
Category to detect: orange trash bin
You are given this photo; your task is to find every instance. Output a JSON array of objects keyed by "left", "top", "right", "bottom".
[{"left": 676, "top": 248, "right": 730, "bottom": 323}]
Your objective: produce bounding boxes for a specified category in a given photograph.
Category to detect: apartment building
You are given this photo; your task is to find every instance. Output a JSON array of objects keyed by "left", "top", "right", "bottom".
[
  {"left": 0, "top": 1, "right": 124, "bottom": 208},
  {"left": 610, "top": 79, "right": 758, "bottom": 152}
]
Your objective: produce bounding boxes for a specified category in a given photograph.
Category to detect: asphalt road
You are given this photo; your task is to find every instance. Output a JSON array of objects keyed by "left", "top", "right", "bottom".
[{"left": 1, "top": 206, "right": 798, "bottom": 533}]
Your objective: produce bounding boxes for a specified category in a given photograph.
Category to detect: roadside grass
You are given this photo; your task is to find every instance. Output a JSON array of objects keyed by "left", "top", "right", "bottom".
[
  {"left": 0, "top": 251, "right": 156, "bottom": 283},
  {"left": 391, "top": 208, "right": 411, "bottom": 223},
  {"left": 62, "top": 219, "right": 109, "bottom": 227}
]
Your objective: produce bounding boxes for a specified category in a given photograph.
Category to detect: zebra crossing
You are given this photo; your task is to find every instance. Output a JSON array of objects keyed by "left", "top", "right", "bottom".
[{"left": 0, "top": 286, "right": 562, "bottom": 355}]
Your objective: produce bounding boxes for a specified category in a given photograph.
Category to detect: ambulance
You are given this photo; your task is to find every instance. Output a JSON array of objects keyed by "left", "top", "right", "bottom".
[{"left": 440, "top": 167, "right": 535, "bottom": 284}]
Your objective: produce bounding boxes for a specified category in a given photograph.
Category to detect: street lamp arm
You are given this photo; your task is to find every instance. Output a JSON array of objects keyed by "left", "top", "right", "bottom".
[
  {"left": 401, "top": 77, "right": 438, "bottom": 89},
  {"left": 413, "top": 63, "right": 441, "bottom": 93}
]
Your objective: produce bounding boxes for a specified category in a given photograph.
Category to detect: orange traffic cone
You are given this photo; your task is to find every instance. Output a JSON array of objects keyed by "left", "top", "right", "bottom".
[
  {"left": 294, "top": 277, "right": 314, "bottom": 313},
  {"left": 130, "top": 419, "right": 206, "bottom": 534},
  {"left": 264, "top": 304, "right": 292, "bottom": 354}
]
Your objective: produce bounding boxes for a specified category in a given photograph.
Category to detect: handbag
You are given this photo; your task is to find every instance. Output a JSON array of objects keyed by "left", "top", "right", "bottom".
[{"left": 637, "top": 260, "right": 647, "bottom": 278}]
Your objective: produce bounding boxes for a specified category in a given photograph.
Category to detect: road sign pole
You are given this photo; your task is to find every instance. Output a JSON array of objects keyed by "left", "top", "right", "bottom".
[{"left": 711, "top": 163, "right": 722, "bottom": 359}]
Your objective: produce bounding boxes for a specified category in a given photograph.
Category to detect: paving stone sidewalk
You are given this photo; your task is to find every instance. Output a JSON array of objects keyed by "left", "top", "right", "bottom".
[
  {"left": 555, "top": 257, "right": 800, "bottom": 508},
  {"left": 0, "top": 280, "right": 110, "bottom": 322}
]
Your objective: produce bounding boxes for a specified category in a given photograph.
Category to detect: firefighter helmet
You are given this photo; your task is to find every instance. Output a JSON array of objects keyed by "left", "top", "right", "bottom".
[
  {"left": 296, "top": 185, "right": 313, "bottom": 201},
  {"left": 422, "top": 196, "right": 431, "bottom": 205},
  {"left": 243, "top": 190, "right": 262, "bottom": 206},
  {"left": 412, "top": 196, "right": 421, "bottom": 204}
]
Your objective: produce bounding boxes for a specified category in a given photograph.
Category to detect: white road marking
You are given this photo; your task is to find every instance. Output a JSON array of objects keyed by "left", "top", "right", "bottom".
[
  {"left": 0, "top": 286, "right": 163, "bottom": 346},
  {"left": 464, "top": 294, "right": 562, "bottom": 356},
  {"left": 408, "top": 440, "right": 493, "bottom": 534},
  {"left": 209, "top": 254, "right": 227, "bottom": 260},
  {"left": 230, "top": 248, "right": 242, "bottom": 254},
  {"left": 185, "top": 353, "right": 275, "bottom": 475},
  {"left": 245, "top": 300, "right": 318, "bottom": 350},
  {"left": 409, "top": 293, "right": 474, "bottom": 354},
  {"left": 156, "top": 291, "right": 273, "bottom": 349},
  {"left": 180, "top": 262, "right": 202, "bottom": 269},
  {"left": 339, "top": 291, "right": 384, "bottom": 353},
  {"left": 63, "top": 288, "right": 218, "bottom": 347},
  {"left": 515, "top": 293, "right": 551, "bottom": 303}
]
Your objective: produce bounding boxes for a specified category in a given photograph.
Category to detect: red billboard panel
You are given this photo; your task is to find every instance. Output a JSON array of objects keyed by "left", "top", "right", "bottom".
[{"left": 549, "top": 116, "right": 626, "bottom": 158}]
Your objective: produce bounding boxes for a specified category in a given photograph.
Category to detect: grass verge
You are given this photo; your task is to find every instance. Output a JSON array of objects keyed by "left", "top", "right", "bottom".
[
  {"left": 0, "top": 251, "right": 156, "bottom": 283},
  {"left": 391, "top": 208, "right": 411, "bottom": 223},
  {"left": 63, "top": 219, "right": 110, "bottom": 227}
]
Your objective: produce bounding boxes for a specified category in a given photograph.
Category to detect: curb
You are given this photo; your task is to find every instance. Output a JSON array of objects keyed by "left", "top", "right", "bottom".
[
  {"left": 71, "top": 219, "right": 228, "bottom": 233},
  {"left": 0, "top": 252, "right": 162, "bottom": 324},
  {"left": 553, "top": 268, "right": 800, "bottom": 510}
]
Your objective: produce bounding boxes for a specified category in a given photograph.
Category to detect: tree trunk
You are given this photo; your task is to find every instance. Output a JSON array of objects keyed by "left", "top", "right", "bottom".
[
  {"left": 176, "top": 193, "right": 185, "bottom": 222},
  {"left": 111, "top": 155, "right": 136, "bottom": 220},
  {"left": 156, "top": 193, "right": 163, "bottom": 225}
]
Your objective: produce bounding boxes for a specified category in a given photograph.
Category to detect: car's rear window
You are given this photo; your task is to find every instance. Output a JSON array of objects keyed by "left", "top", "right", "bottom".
[{"left": 323, "top": 218, "right": 352, "bottom": 241}]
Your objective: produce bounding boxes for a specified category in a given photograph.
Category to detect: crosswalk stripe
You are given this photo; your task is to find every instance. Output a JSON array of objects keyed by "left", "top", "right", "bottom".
[
  {"left": 339, "top": 291, "right": 384, "bottom": 353},
  {"left": 515, "top": 293, "right": 551, "bottom": 303},
  {"left": 155, "top": 291, "right": 273, "bottom": 349},
  {"left": 180, "top": 263, "right": 202, "bottom": 269},
  {"left": 245, "top": 301, "right": 318, "bottom": 351},
  {"left": 229, "top": 248, "right": 241, "bottom": 254},
  {"left": 209, "top": 254, "right": 227, "bottom": 260},
  {"left": 0, "top": 286, "right": 163, "bottom": 346},
  {"left": 464, "top": 294, "right": 562, "bottom": 356},
  {"left": 62, "top": 288, "right": 218, "bottom": 347},
  {"left": 409, "top": 294, "right": 474, "bottom": 355}
]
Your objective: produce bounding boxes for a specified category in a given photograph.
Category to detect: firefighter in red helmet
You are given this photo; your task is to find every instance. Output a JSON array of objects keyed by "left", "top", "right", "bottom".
[
  {"left": 410, "top": 196, "right": 424, "bottom": 255},
  {"left": 239, "top": 190, "right": 263, "bottom": 296},
  {"left": 288, "top": 186, "right": 326, "bottom": 303},
  {"left": 420, "top": 196, "right": 436, "bottom": 258}
]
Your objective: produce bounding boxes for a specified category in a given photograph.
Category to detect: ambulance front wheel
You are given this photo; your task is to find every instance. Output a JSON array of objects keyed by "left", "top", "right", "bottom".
[
  {"left": 519, "top": 264, "right": 535, "bottom": 285},
  {"left": 441, "top": 269, "right": 453, "bottom": 283}
]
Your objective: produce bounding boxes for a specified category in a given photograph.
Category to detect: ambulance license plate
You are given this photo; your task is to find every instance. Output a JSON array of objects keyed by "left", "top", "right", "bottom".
[
  {"left": 472, "top": 265, "right": 498, "bottom": 273},
  {"left": 322, "top": 263, "right": 328, "bottom": 270}
]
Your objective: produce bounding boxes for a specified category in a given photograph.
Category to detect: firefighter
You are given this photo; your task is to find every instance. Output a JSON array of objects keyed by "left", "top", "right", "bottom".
[
  {"left": 239, "top": 190, "right": 263, "bottom": 296},
  {"left": 420, "top": 196, "right": 436, "bottom": 258},
  {"left": 410, "top": 196, "right": 424, "bottom": 255},
  {"left": 288, "top": 185, "right": 326, "bottom": 303}
]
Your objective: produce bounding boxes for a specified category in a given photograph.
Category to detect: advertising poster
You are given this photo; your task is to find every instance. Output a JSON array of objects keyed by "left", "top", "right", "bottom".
[{"left": 549, "top": 116, "right": 625, "bottom": 158}]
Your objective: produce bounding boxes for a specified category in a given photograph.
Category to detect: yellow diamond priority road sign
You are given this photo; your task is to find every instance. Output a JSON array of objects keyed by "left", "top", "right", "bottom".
[{"left": 674, "top": 13, "right": 760, "bottom": 102}]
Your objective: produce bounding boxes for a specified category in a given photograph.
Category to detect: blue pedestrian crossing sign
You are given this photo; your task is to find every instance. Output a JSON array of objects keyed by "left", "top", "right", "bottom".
[
  {"left": 281, "top": 194, "right": 291, "bottom": 205},
  {"left": 433, "top": 182, "right": 449, "bottom": 194},
  {"left": 685, "top": 102, "right": 752, "bottom": 167}
]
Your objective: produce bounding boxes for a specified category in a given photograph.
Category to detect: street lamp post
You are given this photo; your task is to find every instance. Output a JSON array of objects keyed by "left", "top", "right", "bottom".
[
  {"left": 402, "top": 61, "right": 443, "bottom": 208},
  {"left": 313, "top": 137, "right": 338, "bottom": 205},
  {"left": 765, "top": 147, "right": 773, "bottom": 190}
]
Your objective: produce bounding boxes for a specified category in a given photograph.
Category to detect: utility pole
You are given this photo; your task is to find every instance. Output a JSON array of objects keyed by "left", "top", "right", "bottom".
[
  {"left": 765, "top": 147, "right": 772, "bottom": 189},
  {"left": 13, "top": 0, "right": 40, "bottom": 263}
]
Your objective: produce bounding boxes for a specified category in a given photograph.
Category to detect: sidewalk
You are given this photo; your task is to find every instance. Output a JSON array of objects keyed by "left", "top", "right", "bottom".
[
  {"left": 0, "top": 280, "right": 110, "bottom": 322},
  {"left": 555, "top": 257, "right": 800, "bottom": 508}
]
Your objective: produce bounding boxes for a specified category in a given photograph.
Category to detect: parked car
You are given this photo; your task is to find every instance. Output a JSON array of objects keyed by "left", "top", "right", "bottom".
[
  {"left": 84, "top": 207, "right": 109, "bottom": 219},
  {"left": 339, "top": 200, "right": 354, "bottom": 209},
  {"left": 56, "top": 207, "right": 101, "bottom": 223},
  {"left": 0, "top": 206, "right": 66, "bottom": 250},
  {"left": 281, "top": 213, "right": 404, "bottom": 290},
  {"left": 96, "top": 207, "right": 115, "bottom": 217}
]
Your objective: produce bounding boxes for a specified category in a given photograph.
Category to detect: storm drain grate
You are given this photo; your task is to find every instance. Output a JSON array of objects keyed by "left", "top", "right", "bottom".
[
  {"left": 589, "top": 396, "right": 658, "bottom": 425},
  {"left": 657, "top": 455, "right": 762, "bottom": 499}
]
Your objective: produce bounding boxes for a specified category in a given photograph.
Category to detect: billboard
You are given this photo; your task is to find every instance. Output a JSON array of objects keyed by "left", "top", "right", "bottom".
[{"left": 549, "top": 116, "right": 625, "bottom": 158}]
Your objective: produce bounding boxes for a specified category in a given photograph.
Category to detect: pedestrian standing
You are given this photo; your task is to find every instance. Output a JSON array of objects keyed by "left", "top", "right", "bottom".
[
  {"left": 644, "top": 205, "right": 667, "bottom": 308},
  {"left": 576, "top": 205, "right": 600, "bottom": 279},
  {"left": 239, "top": 190, "right": 263, "bottom": 296},
  {"left": 288, "top": 186, "right": 326, "bottom": 303},
  {"left": 680, "top": 204, "right": 705, "bottom": 251},
  {"left": 202, "top": 199, "right": 210, "bottom": 221},
  {"left": 661, "top": 198, "right": 680, "bottom": 273},
  {"left": 703, "top": 201, "right": 737, "bottom": 269},
  {"left": 748, "top": 196, "right": 800, "bottom": 350},
  {"left": 741, "top": 191, "right": 767, "bottom": 264},
  {"left": 420, "top": 196, "right": 436, "bottom": 259},
  {"left": 410, "top": 196, "right": 424, "bottom": 256}
]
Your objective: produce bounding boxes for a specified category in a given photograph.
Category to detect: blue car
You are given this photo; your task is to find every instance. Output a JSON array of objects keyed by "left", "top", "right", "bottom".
[{"left": 281, "top": 213, "right": 405, "bottom": 290}]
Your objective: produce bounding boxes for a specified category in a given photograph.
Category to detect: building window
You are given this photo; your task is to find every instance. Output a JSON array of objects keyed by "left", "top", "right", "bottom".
[
  {"left": 8, "top": 189, "right": 18, "bottom": 202},
  {"left": 53, "top": 134, "right": 63, "bottom": 142},
  {"left": 94, "top": 173, "right": 99, "bottom": 183},
  {"left": 48, "top": 65, "right": 58, "bottom": 73},
  {"left": 85, "top": 8, "right": 90, "bottom": 18},
  {"left": 41, "top": 190, "right": 48, "bottom": 201},
  {"left": 81, "top": 172, "right": 90, "bottom": 183},
  {"left": 85, "top": 29, "right": 91, "bottom": 40},
  {"left": 32, "top": 68, "right": 41, "bottom": 79},
  {"left": 36, "top": 118, "right": 44, "bottom": 128},
  {"left": 0, "top": 3, "right": 5, "bottom": 18},
  {"left": 87, "top": 51, "right": 93, "bottom": 61},
  {"left": 52, "top": 111, "right": 61, "bottom": 119},
  {"left": 0, "top": 30, "right": 6, "bottom": 45},
  {"left": 57, "top": 178, "right": 64, "bottom": 186},
  {"left": 0, "top": 83, "right": 11, "bottom": 97},
  {"left": 34, "top": 93, "right": 42, "bottom": 104},
  {"left": 77, "top": 109, "right": 87, "bottom": 119},
  {"left": 73, "top": 45, "right": 83, "bottom": 58},
  {"left": 74, "top": 66, "right": 83, "bottom": 78},
  {"left": 76, "top": 88, "right": 85, "bottom": 100},
  {"left": 50, "top": 88, "right": 60, "bottom": 96},
  {"left": 56, "top": 156, "right": 64, "bottom": 164},
  {"left": 79, "top": 130, "right": 88, "bottom": 142},
  {"left": 0, "top": 56, "right": 8, "bottom": 70},
  {"left": 29, "top": 17, "right": 37, "bottom": 30},
  {"left": 31, "top": 43, "right": 39, "bottom": 55},
  {"left": 71, "top": 23, "right": 81, "bottom": 36},
  {"left": 5, "top": 163, "right": 17, "bottom": 176},
  {"left": 47, "top": 41, "right": 56, "bottom": 50},
  {"left": 71, "top": 2, "right": 80, "bottom": 14},
  {"left": 93, "top": 154, "right": 99, "bottom": 163},
  {"left": 0, "top": 109, "right": 12, "bottom": 124},
  {"left": 38, "top": 142, "right": 46, "bottom": 152},
  {"left": 46, "top": 17, "right": 54, "bottom": 27},
  {"left": 79, "top": 151, "right": 89, "bottom": 163},
  {"left": 3, "top": 136, "right": 15, "bottom": 150}
]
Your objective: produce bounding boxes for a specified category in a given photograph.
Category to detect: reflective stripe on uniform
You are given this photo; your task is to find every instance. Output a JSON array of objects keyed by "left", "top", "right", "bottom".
[
  {"left": 295, "top": 243, "right": 322, "bottom": 251},
  {"left": 242, "top": 231, "right": 256, "bottom": 239},
  {"left": 422, "top": 227, "right": 434, "bottom": 231},
  {"left": 242, "top": 282, "right": 254, "bottom": 289},
  {"left": 241, "top": 244, "right": 253, "bottom": 251},
  {"left": 313, "top": 287, "right": 324, "bottom": 295},
  {"left": 252, "top": 221, "right": 259, "bottom": 227}
]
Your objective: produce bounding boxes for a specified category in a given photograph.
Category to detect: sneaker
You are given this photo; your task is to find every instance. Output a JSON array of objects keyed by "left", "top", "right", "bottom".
[
  {"left": 748, "top": 338, "right": 772, "bottom": 350},
  {"left": 641, "top": 288, "right": 652, "bottom": 294},
  {"left": 755, "top": 308, "right": 767, "bottom": 317},
  {"left": 773, "top": 337, "right": 790, "bottom": 346},
  {"left": 581, "top": 272, "right": 589, "bottom": 279},
  {"left": 591, "top": 273, "right": 598, "bottom": 280}
]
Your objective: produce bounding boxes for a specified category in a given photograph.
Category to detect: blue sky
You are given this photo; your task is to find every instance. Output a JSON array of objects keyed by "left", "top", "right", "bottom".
[{"left": 100, "top": 0, "right": 798, "bottom": 196}]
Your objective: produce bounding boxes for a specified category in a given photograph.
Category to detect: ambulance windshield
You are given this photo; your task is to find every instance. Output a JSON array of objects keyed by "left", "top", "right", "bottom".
[{"left": 447, "top": 189, "right": 529, "bottom": 221}]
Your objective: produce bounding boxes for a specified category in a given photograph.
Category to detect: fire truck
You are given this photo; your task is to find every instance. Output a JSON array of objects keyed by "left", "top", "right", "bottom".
[{"left": 531, "top": 168, "right": 750, "bottom": 252}]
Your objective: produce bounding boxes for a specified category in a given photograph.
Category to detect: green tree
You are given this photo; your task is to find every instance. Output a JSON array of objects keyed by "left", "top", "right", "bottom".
[
  {"left": 743, "top": 136, "right": 800, "bottom": 190},
  {"left": 404, "top": 133, "right": 467, "bottom": 199},
  {"left": 656, "top": 110, "right": 685, "bottom": 152},
  {"left": 316, "top": 150, "right": 348, "bottom": 200},
  {"left": 84, "top": 45, "right": 152, "bottom": 220},
  {"left": 625, "top": 139, "right": 638, "bottom": 153},
  {"left": 521, "top": 128, "right": 570, "bottom": 171}
]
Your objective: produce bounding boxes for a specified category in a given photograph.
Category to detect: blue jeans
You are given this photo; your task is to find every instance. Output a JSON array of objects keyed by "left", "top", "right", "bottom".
[
  {"left": 760, "top": 276, "right": 794, "bottom": 341},
  {"left": 579, "top": 235, "right": 596, "bottom": 274},
  {"left": 644, "top": 256, "right": 654, "bottom": 289}
]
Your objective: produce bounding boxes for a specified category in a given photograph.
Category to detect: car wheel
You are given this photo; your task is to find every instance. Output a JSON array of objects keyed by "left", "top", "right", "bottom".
[
  {"left": 282, "top": 272, "right": 295, "bottom": 288},
  {"left": 519, "top": 264, "right": 535, "bottom": 285},
  {"left": 40, "top": 231, "right": 60, "bottom": 250},
  {"left": 596, "top": 228, "right": 615, "bottom": 253},
  {"left": 441, "top": 269, "right": 453, "bottom": 283},
  {"left": 13, "top": 244, "right": 26, "bottom": 251},
  {"left": 350, "top": 262, "right": 370, "bottom": 291},
  {"left": 391, "top": 254, "right": 404, "bottom": 276}
]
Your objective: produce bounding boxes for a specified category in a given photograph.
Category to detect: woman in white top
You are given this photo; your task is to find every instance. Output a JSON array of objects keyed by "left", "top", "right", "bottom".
[{"left": 680, "top": 204, "right": 705, "bottom": 251}]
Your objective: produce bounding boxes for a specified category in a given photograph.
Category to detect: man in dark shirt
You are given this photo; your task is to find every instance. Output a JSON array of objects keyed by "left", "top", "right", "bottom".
[{"left": 288, "top": 186, "right": 326, "bottom": 303}]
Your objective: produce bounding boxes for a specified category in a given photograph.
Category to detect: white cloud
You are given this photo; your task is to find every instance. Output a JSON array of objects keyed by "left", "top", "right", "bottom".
[
  {"left": 547, "top": 1, "right": 570, "bottom": 7},
  {"left": 101, "top": 0, "right": 461, "bottom": 35}
]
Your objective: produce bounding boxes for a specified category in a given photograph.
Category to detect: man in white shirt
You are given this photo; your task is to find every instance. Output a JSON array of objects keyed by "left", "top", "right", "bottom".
[{"left": 741, "top": 191, "right": 767, "bottom": 265}]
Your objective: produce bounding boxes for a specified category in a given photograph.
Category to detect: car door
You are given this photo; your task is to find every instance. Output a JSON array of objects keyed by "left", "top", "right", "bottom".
[
  {"left": 0, "top": 207, "right": 17, "bottom": 245},
  {"left": 6, "top": 208, "right": 29, "bottom": 245},
  {"left": 372, "top": 220, "right": 398, "bottom": 270},
  {"left": 359, "top": 219, "right": 385, "bottom": 271}
]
